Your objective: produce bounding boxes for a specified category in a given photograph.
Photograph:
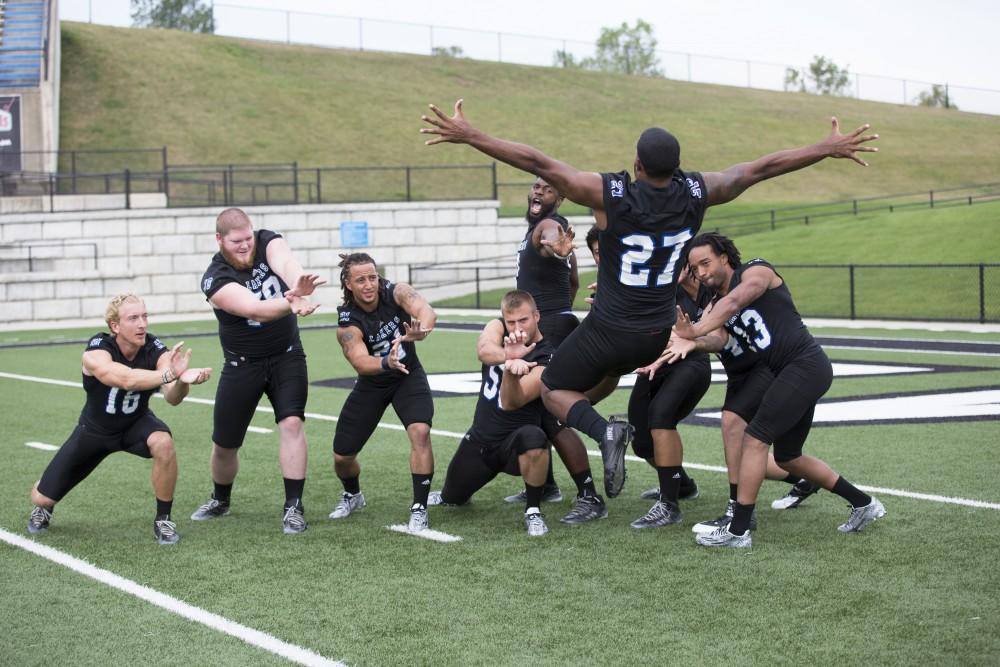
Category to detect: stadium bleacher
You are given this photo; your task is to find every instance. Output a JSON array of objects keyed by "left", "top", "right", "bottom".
[{"left": 0, "top": 0, "right": 47, "bottom": 88}]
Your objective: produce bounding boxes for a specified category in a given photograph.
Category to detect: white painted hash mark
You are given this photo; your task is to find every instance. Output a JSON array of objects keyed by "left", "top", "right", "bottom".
[
  {"left": 25, "top": 441, "right": 59, "bottom": 451},
  {"left": 386, "top": 525, "right": 463, "bottom": 543},
  {"left": 246, "top": 426, "right": 273, "bottom": 434},
  {"left": 0, "top": 527, "right": 346, "bottom": 667}
]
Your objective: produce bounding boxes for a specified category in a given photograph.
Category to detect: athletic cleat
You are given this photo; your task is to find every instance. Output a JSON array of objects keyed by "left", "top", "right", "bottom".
[
  {"left": 328, "top": 492, "right": 366, "bottom": 519},
  {"left": 190, "top": 497, "right": 230, "bottom": 521},
  {"left": 771, "top": 480, "right": 820, "bottom": 510},
  {"left": 600, "top": 417, "right": 633, "bottom": 498},
  {"left": 696, "top": 525, "right": 752, "bottom": 549},
  {"left": 838, "top": 497, "right": 886, "bottom": 533},
  {"left": 408, "top": 504, "right": 429, "bottom": 532},
  {"left": 27, "top": 506, "right": 51, "bottom": 534},
  {"left": 630, "top": 501, "right": 682, "bottom": 529},
  {"left": 504, "top": 484, "right": 563, "bottom": 504},
  {"left": 639, "top": 487, "right": 660, "bottom": 500},
  {"left": 427, "top": 490, "right": 443, "bottom": 506},
  {"left": 559, "top": 494, "right": 608, "bottom": 525},
  {"left": 154, "top": 518, "right": 180, "bottom": 545},
  {"left": 691, "top": 500, "right": 758, "bottom": 534},
  {"left": 679, "top": 477, "right": 700, "bottom": 500},
  {"left": 282, "top": 503, "right": 307, "bottom": 534},
  {"left": 524, "top": 511, "right": 549, "bottom": 537}
]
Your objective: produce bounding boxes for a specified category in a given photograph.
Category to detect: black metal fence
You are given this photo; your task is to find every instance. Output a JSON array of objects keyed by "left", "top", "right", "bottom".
[{"left": 412, "top": 262, "right": 1000, "bottom": 323}]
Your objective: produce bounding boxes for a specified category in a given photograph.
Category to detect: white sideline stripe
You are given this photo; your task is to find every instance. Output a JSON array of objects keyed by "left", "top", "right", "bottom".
[
  {"left": 4, "top": 370, "right": 998, "bottom": 511},
  {"left": 386, "top": 525, "right": 463, "bottom": 543},
  {"left": 246, "top": 426, "right": 272, "bottom": 434},
  {"left": 25, "top": 441, "right": 59, "bottom": 451},
  {"left": 823, "top": 344, "right": 1000, "bottom": 358},
  {"left": 0, "top": 527, "right": 346, "bottom": 667}
]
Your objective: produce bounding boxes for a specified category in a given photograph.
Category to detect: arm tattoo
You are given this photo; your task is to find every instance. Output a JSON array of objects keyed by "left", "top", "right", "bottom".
[
  {"left": 337, "top": 329, "right": 355, "bottom": 353},
  {"left": 394, "top": 283, "right": 417, "bottom": 307}
]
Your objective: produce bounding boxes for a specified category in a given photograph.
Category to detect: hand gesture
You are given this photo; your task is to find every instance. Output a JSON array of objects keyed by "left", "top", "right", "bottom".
[
  {"left": 635, "top": 355, "right": 666, "bottom": 378},
  {"left": 401, "top": 319, "right": 432, "bottom": 342},
  {"left": 421, "top": 99, "right": 474, "bottom": 146},
  {"left": 287, "top": 294, "right": 320, "bottom": 317},
  {"left": 388, "top": 338, "right": 409, "bottom": 374},
  {"left": 585, "top": 281, "right": 597, "bottom": 305},
  {"left": 179, "top": 367, "right": 212, "bottom": 385},
  {"left": 672, "top": 307, "right": 697, "bottom": 340},
  {"left": 823, "top": 117, "right": 879, "bottom": 166},
  {"left": 284, "top": 273, "right": 327, "bottom": 298},
  {"left": 505, "top": 358, "right": 537, "bottom": 377},
  {"left": 663, "top": 337, "right": 697, "bottom": 365},
  {"left": 503, "top": 329, "right": 536, "bottom": 361},
  {"left": 540, "top": 225, "right": 576, "bottom": 259},
  {"left": 167, "top": 341, "right": 192, "bottom": 380}
]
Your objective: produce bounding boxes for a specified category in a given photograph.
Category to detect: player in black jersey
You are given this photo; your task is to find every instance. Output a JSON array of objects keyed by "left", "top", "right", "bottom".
[
  {"left": 422, "top": 100, "right": 878, "bottom": 500},
  {"left": 332, "top": 252, "right": 438, "bottom": 533},
  {"left": 192, "top": 208, "right": 325, "bottom": 535},
  {"left": 672, "top": 233, "right": 886, "bottom": 548},
  {"left": 430, "top": 291, "right": 560, "bottom": 536},
  {"left": 508, "top": 178, "right": 608, "bottom": 521},
  {"left": 27, "top": 294, "right": 211, "bottom": 544}
]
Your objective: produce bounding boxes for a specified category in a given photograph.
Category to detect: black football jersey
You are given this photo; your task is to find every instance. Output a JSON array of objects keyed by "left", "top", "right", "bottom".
[
  {"left": 722, "top": 259, "right": 823, "bottom": 374},
  {"left": 201, "top": 229, "right": 300, "bottom": 358},
  {"left": 516, "top": 213, "right": 574, "bottom": 316},
  {"left": 593, "top": 170, "right": 707, "bottom": 332},
  {"left": 337, "top": 281, "right": 422, "bottom": 383},
  {"left": 468, "top": 325, "right": 554, "bottom": 445},
  {"left": 79, "top": 332, "right": 168, "bottom": 435}
]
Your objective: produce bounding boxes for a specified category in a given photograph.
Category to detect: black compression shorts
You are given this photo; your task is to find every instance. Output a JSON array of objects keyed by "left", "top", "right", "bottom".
[
  {"left": 628, "top": 357, "right": 711, "bottom": 460},
  {"left": 722, "top": 364, "right": 775, "bottom": 423},
  {"left": 538, "top": 312, "right": 580, "bottom": 348},
  {"left": 332, "top": 367, "right": 434, "bottom": 456}
]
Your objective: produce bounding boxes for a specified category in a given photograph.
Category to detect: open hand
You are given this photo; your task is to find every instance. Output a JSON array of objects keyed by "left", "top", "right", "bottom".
[
  {"left": 824, "top": 117, "right": 879, "bottom": 167},
  {"left": 401, "top": 319, "right": 433, "bottom": 342},
  {"left": 388, "top": 338, "right": 409, "bottom": 374},
  {"left": 285, "top": 273, "right": 327, "bottom": 298},
  {"left": 179, "top": 367, "right": 212, "bottom": 385},
  {"left": 503, "top": 329, "right": 536, "bottom": 361},
  {"left": 540, "top": 225, "right": 576, "bottom": 259},
  {"left": 421, "top": 99, "right": 474, "bottom": 146}
]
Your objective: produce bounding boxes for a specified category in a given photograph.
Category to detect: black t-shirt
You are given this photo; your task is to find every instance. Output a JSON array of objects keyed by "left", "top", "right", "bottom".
[
  {"left": 469, "top": 324, "right": 554, "bottom": 445},
  {"left": 592, "top": 170, "right": 707, "bottom": 332},
  {"left": 722, "top": 259, "right": 823, "bottom": 374},
  {"left": 516, "top": 212, "right": 574, "bottom": 316},
  {"left": 337, "top": 281, "right": 422, "bottom": 384},
  {"left": 201, "top": 229, "right": 300, "bottom": 358},
  {"left": 79, "top": 332, "right": 168, "bottom": 435}
]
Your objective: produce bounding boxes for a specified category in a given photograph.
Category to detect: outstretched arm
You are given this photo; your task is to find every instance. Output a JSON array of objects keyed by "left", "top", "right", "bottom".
[
  {"left": 676, "top": 265, "right": 779, "bottom": 339},
  {"left": 83, "top": 342, "right": 190, "bottom": 392},
  {"left": 159, "top": 352, "right": 212, "bottom": 406},
  {"left": 394, "top": 283, "right": 437, "bottom": 341},
  {"left": 702, "top": 117, "right": 879, "bottom": 207},
  {"left": 422, "top": 99, "right": 604, "bottom": 210},
  {"left": 337, "top": 326, "right": 385, "bottom": 376}
]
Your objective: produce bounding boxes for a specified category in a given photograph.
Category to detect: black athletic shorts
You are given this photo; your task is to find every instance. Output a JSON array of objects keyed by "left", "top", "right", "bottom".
[
  {"left": 628, "top": 357, "right": 711, "bottom": 460},
  {"left": 439, "top": 425, "right": 548, "bottom": 505},
  {"left": 538, "top": 312, "right": 580, "bottom": 348},
  {"left": 37, "top": 412, "right": 171, "bottom": 502},
  {"left": 212, "top": 347, "right": 308, "bottom": 449},
  {"left": 722, "top": 364, "right": 776, "bottom": 423},
  {"left": 541, "top": 315, "right": 669, "bottom": 393},
  {"left": 333, "top": 367, "right": 434, "bottom": 456},
  {"left": 745, "top": 349, "right": 833, "bottom": 462}
]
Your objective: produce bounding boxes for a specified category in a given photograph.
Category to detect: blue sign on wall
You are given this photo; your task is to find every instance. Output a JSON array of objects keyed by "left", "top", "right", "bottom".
[{"left": 340, "top": 221, "right": 369, "bottom": 248}]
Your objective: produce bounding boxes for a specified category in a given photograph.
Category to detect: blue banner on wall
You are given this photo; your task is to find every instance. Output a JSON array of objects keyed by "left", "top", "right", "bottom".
[{"left": 340, "top": 221, "right": 369, "bottom": 248}]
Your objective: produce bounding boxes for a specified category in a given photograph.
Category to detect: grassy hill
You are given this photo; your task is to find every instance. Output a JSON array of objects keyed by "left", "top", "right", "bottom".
[{"left": 60, "top": 22, "right": 1000, "bottom": 210}]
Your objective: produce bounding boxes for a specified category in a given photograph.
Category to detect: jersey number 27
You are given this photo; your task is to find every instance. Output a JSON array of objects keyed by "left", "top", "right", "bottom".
[{"left": 618, "top": 229, "right": 692, "bottom": 287}]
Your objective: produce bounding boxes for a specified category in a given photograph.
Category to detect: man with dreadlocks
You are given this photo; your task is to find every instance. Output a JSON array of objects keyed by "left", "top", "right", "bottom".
[
  {"left": 331, "top": 253, "right": 438, "bottom": 532},
  {"left": 192, "top": 208, "right": 325, "bottom": 534}
]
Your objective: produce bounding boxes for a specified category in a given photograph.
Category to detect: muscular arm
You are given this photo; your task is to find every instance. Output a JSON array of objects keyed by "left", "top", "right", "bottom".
[
  {"left": 422, "top": 100, "right": 605, "bottom": 210},
  {"left": 703, "top": 117, "right": 879, "bottom": 207},
  {"left": 500, "top": 365, "right": 544, "bottom": 411},
  {"left": 83, "top": 349, "right": 172, "bottom": 393},
  {"left": 393, "top": 283, "right": 437, "bottom": 332},
  {"left": 477, "top": 318, "right": 506, "bottom": 365},
  {"left": 209, "top": 283, "right": 293, "bottom": 322},
  {"left": 687, "top": 266, "right": 779, "bottom": 338},
  {"left": 157, "top": 354, "right": 212, "bottom": 406},
  {"left": 264, "top": 237, "right": 303, "bottom": 288},
  {"left": 568, "top": 252, "right": 580, "bottom": 305},
  {"left": 337, "top": 326, "right": 384, "bottom": 376}
]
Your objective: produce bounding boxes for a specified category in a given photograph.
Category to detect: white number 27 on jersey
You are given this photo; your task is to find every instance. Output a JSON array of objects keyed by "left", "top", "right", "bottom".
[{"left": 618, "top": 229, "right": 693, "bottom": 287}]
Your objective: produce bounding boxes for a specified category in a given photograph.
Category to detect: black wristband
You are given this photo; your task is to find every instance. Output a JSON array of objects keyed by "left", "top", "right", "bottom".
[{"left": 381, "top": 355, "right": 389, "bottom": 370}]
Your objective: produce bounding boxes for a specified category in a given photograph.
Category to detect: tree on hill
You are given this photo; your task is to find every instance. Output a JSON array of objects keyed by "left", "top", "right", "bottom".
[
  {"left": 131, "top": 0, "right": 214, "bottom": 33},
  {"left": 554, "top": 20, "right": 662, "bottom": 76},
  {"left": 916, "top": 84, "right": 958, "bottom": 110},
  {"left": 785, "top": 55, "right": 852, "bottom": 96},
  {"left": 432, "top": 46, "right": 465, "bottom": 58}
]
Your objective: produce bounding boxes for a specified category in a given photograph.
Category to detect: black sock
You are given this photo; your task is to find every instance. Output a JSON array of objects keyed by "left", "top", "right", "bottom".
[
  {"left": 412, "top": 473, "right": 432, "bottom": 507},
  {"left": 213, "top": 481, "right": 233, "bottom": 503},
  {"left": 730, "top": 502, "right": 755, "bottom": 535},
  {"left": 283, "top": 478, "right": 305, "bottom": 508},
  {"left": 544, "top": 457, "right": 556, "bottom": 487},
  {"left": 678, "top": 467, "right": 692, "bottom": 484},
  {"left": 566, "top": 399, "right": 608, "bottom": 443},
  {"left": 832, "top": 476, "right": 871, "bottom": 508},
  {"left": 782, "top": 473, "right": 803, "bottom": 485},
  {"left": 657, "top": 465, "right": 683, "bottom": 505},
  {"left": 729, "top": 483, "right": 738, "bottom": 502},
  {"left": 342, "top": 476, "right": 361, "bottom": 495},
  {"left": 524, "top": 483, "right": 544, "bottom": 511},
  {"left": 571, "top": 469, "right": 597, "bottom": 497},
  {"left": 155, "top": 497, "right": 172, "bottom": 519}
]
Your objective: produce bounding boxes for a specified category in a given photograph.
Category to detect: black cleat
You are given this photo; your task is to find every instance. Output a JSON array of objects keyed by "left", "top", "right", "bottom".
[
  {"left": 559, "top": 494, "right": 608, "bottom": 525},
  {"left": 630, "top": 500, "right": 683, "bottom": 529},
  {"left": 154, "top": 518, "right": 180, "bottom": 545},
  {"left": 191, "top": 496, "right": 231, "bottom": 521},
  {"left": 679, "top": 476, "right": 700, "bottom": 500},
  {"left": 600, "top": 417, "right": 633, "bottom": 498},
  {"left": 28, "top": 506, "right": 51, "bottom": 534},
  {"left": 771, "top": 480, "right": 820, "bottom": 510}
]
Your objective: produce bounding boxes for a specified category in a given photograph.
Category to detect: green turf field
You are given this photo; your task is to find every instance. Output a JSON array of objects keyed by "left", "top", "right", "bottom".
[{"left": 1, "top": 317, "right": 998, "bottom": 666}]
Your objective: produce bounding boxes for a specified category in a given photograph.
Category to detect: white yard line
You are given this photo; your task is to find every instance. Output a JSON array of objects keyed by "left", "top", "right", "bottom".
[
  {"left": 24, "top": 441, "right": 59, "bottom": 451},
  {"left": 4, "top": 370, "right": 998, "bottom": 511},
  {"left": 386, "top": 525, "right": 463, "bottom": 542},
  {"left": 0, "top": 527, "right": 346, "bottom": 667},
  {"left": 246, "top": 426, "right": 273, "bottom": 434}
]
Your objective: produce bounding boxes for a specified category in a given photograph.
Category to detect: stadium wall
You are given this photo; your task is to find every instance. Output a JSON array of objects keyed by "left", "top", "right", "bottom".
[{"left": 0, "top": 200, "right": 517, "bottom": 325}]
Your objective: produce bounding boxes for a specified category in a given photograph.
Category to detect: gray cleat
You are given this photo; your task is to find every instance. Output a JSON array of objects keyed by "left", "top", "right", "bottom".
[
  {"left": 504, "top": 484, "right": 562, "bottom": 504},
  {"left": 27, "top": 506, "right": 51, "bottom": 534},
  {"left": 154, "top": 518, "right": 180, "bottom": 545},
  {"left": 524, "top": 511, "right": 549, "bottom": 537},
  {"left": 696, "top": 525, "right": 752, "bottom": 549},
  {"left": 559, "top": 494, "right": 608, "bottom": 525},
  {"left": 630, "top": 500, "right": 683, "bottom": 529},
  {"left": 838, "top": 497, "right": 886, "bottom": 533},
  {"left": 191, "top": 497, "right": 230, "bottom": 521},
  {"left": 408, "top": 504, "right": 429, "bottom": 532},
  {"left": 329, "top": 492, "right": 366, "bottom": 519},
  {"left": 282, "top": 503, "right": 307, "bottom": 534}
]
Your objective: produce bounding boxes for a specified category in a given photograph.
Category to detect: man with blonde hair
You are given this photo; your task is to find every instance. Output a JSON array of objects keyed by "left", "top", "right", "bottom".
[{"left": 27, "top": 293, "right": 211, "bottom": 544}]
